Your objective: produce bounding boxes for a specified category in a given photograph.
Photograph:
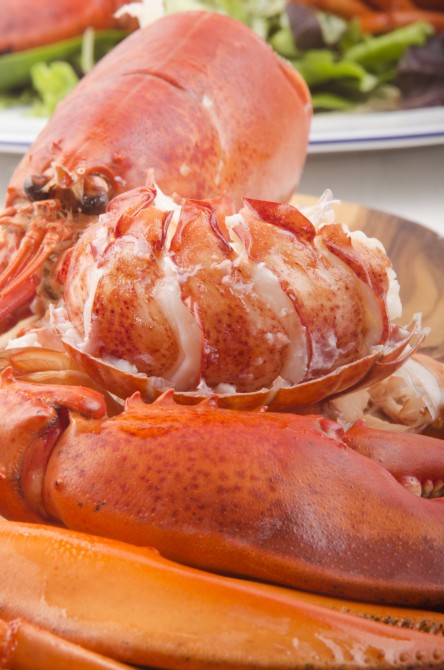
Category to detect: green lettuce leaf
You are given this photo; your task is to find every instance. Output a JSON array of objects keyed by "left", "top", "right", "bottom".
[
  {"left": 30, "top": 61, "right": 79, "bottom": 116},
  {"left": 345, "top": 21, "right": 434, "bottom": 73},
  {"left": 292, "top": 50, "right": 378, "bottom": 92},
  {"left": 0, "top": 30, "right": 128, "bottom": 93}
]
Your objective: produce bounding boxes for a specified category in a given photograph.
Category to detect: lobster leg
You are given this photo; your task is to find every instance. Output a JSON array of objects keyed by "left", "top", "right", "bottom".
[
  {"left": 0, "top": 220, "right": 47, "bottom": 291},
  {"left": 0, "top": 223, "right": 64, "bottom": 293},
  {"left": 2, "top": 520, "right": 444, "bottom": 669},
  {"left": 0, "top": 222, "right": 67, "bottom": 332},
  {"left": 0, "top": 618, "right": 132, "bottom": 670},
  {"left": 0, "top": 279, "right": 39, "bottom": 334}
]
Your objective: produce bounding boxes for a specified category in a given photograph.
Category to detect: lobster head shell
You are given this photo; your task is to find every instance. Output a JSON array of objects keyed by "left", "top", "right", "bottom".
[{"left": 6, "top": 10, "right": 312, "bottom": 215}]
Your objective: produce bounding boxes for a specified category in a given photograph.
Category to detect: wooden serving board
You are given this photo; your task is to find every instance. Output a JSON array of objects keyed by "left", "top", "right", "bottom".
[{"left": 292, "top": 194, "right": 444, "bottom": 362}]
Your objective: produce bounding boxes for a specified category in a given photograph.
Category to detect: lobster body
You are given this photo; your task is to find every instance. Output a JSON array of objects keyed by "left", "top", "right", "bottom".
[
  {"left": 0, "top": 369, "right": 443, "bottom": 609},
  {"left": 54, "top": 186, "right": 424, "bottom": 410},
  {"left": 0, "top": 11, "right": 311, "bottom": 332}
]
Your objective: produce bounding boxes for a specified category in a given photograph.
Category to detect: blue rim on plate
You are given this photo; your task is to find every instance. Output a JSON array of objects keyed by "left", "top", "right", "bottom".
[
  {"left": 1, "top": 105, "right": 444, "bottom": 155},
  {"left": 309, "top": 106, "right": 444, "bottom": 153}
]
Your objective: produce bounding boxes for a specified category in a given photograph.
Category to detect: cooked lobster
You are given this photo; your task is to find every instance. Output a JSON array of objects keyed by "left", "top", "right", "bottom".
[
  {"left": 0, "top": 9, "right": 443, "bottom": 668},
  {"left": 0, "top": 364, "right": 443, "bottom": 611},
  {"left": 0, "top": 0, "right": 137, "bottom": 54},
  {"left": 0, "top": 192, "right": 443, "bottom": 666},
  {"left": 0, "top": 10, "right": 311, "bottom": 332},
  {"left": 0, "top": 184, "right": 442, "bottom": 609}
]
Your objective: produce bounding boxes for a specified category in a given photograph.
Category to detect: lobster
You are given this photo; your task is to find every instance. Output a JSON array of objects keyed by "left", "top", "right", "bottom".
[
  {"left": 0, "top": 366, "right": 443, "bottom": 611},
  {"left": 291, "top": 0, "right": 444, "bottom": 33},
  {"left": 1, "top": 520, "right": 444, "bottom": 669},
  {"left": 0, "top": 9, "right": 443, "bottom": 668},
  {"left": 0, "top": 0, "right": 138, "bottom": 54},
  {"left": 0, "top": 10, "right": 311, "bottom": 333},
  {"left": 0, "top": 184, "right": 442, "bottom": 666},
  {"left": 0, "top": 204, "right": 443, "bottom": 669}
]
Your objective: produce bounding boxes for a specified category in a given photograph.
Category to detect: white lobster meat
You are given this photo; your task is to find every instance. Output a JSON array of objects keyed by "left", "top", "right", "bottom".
[{"left": 45, "top": 185, "right": 425, "bottom": 410}]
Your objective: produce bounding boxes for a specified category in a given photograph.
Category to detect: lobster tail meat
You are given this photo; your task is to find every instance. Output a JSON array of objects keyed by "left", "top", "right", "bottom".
[
  {"left": 56, "top": 185, "right": 425, "bottom": 408},
  {"left": 236, "top": 198, "right": 398, "bottom": 376},
  {"left": 0, "top": 10, "right": 311, "bottom": 332},
  {"left": 168, "top": 198, "right": 301, "bottom": 392}
]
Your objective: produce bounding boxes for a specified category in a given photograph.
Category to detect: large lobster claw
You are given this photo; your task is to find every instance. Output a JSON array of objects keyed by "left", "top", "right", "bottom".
[
  {"left": 0, "top": 370, "right": 442, "bottom": 609},
  {"left": 1, "top": 519, "right": 444, "bottom": 669}
]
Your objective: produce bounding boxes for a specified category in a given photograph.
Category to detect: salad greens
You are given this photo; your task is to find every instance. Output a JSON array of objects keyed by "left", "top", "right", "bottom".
[
  {"left": 0, "top": 0, "right": 439, "bottom": 115},
  {"left": 30, "top": 62, "right": 79, "bottom": 116},
  {"left": 163, "top": 0, "right": 436, "bottom": 112},
  {"left": 344, "top": 21, "right": 434, "bottom": 71},
  {"left": 0, "top": 29, "right": 128, "bottom": 115}
]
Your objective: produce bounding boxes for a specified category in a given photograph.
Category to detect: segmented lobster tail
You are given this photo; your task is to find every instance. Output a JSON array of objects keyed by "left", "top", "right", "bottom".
[{"left": 53, "top": 184, "right": 426, "bottom": 409}]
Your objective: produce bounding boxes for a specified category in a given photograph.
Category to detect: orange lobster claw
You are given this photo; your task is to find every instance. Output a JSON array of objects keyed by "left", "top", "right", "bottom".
[
  {"left": 1, "top": 519, "right": 444, "bottom": 669},
  {"left": 0, "top": 617, "right": 132, "bottom": 670},
  {"left": 0, "top": 371, "right": 442, "bottom": 609}
]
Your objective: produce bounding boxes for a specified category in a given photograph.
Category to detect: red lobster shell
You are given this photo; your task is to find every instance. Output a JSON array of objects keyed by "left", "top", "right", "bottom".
[
  {"left": 53, "top": 185, "right": 425, "bottom": 410},
  {"left": 0, "top": 10, "right": 311, "bottom": 331},
  {"left": 0, "top": 368, "right": 443, "bottom": 609},
  {"left": 0, "top": 0, "right": 136, "bottom": 53}
]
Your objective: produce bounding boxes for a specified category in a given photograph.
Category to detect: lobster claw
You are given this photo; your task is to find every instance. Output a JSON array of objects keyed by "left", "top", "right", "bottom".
[
  {"left": 344, "top": 420, "right": 444, "bottom": 499},
  {"left": 0, "top": 367, "right": 106, "bottom": 522},
  {"left": 1, "top": 519, "right": 444, "bottom": 669},
  {"left": 0, "top": 369, "right": 442, "bottom": 609}
]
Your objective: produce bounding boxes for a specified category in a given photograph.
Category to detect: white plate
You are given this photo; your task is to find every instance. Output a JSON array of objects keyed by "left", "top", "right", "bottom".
[
  {"left": 310, "top": 106, "right": 444, "bottom": 153},
  {"left": 1, "top": 104, "right": 444, "bottom": 155},
  {"left": 0, "top": 107, "right": 47, "bottom": 154}
]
